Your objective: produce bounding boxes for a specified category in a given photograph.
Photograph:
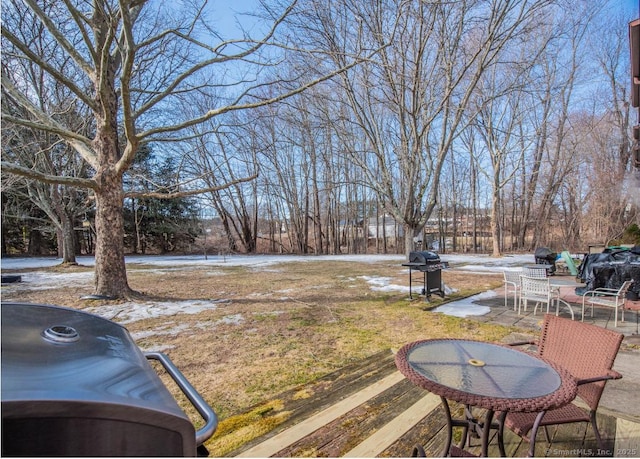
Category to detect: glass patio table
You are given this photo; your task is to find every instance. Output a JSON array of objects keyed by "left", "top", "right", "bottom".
[{"left": 395, "top": 339, "right": 578, "bottom": 457}]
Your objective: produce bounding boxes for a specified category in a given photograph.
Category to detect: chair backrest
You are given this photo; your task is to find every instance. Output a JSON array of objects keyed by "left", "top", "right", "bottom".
[
  {"left": 520, "top": 275, "right": 550, "bottom": 299},
  {"left": 538, "top": 314, "right": 623, "bottom": 410},
  {"left": 523, "top": 266, "right": 547, "bottom": 278},
  {"left": 618, "top": 279, "right": 634, "bottom": 295},
  {"left": 504, "top": 270, "right": 522, "bottom": 284}
]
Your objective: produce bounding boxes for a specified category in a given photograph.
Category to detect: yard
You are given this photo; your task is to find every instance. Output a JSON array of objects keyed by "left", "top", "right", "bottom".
[{"left": 1, "top": 254, "right": 531, "bottom": 456}]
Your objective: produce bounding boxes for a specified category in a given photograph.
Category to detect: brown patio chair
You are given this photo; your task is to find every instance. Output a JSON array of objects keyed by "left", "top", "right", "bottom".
[
  {"left": 503, "top": 314, "right": 623, "bottom": 454},
  {"left": 582, "top": 279, "right": 634, "bottom": 327}
]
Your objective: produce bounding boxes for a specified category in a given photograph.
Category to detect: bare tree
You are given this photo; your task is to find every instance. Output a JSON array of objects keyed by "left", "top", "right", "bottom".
[
  {"left": 469, "top": 73, "right": 530, "bottom": 256},
  {"left": 293, "top": 0, "right": 554, "bottom": 256},
  {"left": 1, "top": 3, "right": 94, "bottom": 263},
  {"left": 1, "top": 0, "right": 371, "bottom": 298}
]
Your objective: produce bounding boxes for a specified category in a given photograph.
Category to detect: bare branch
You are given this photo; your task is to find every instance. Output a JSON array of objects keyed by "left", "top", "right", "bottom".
[
  {"left": 124, "top": 172, "right": 258, "bottom": 199},
  {"left": 21, "top": 0, "right": 94, "bottom": 77},
  {"left": 1, "top": 75, "right": 98, "bottom": 168},
  {"left": 1, "top": 27, "right": 96, "bottom": 109},
  {"left": 133, "top": 1, "right": 298, "bottom": 119},
  {"left": 136, "top": 50, "right": 376, "bottom": 141},
  {"left": 1, "top": 161, "right": 97, "bottom": 190}
]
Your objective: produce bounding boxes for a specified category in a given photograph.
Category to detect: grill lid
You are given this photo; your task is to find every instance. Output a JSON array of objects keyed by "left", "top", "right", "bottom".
[
  {"left": 1, "top": 303, "right": 219, "bottom": 457},
  {"left": 408, "top": 251, "right": 441, "bottom": 264},
  {"left": 1, "top": 302, "right": 193, "bottom": 430}
]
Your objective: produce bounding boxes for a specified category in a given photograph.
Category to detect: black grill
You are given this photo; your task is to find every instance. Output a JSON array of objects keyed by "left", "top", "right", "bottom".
[
  {"left": 403, "top": 251, "right": 445, "bottom": 299},
  {"left": 407, "top": 251, "right": 442, "bottom": 270},
  {"left": 534, "top": 247, "right": 557, "bottom": 275},
  {"left": 1, "top": 303, "right": 217, "bottom": 457}
]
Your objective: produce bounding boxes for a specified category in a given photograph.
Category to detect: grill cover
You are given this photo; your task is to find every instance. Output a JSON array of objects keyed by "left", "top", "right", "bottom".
[
  {"left": 1, "top": 303, "right": 197, "bottom": 457},
  {"left": 534, "top": 247, "right": 557, "bottom": 274},
  {"left": 534, "top": 247, "right": 557, "bottom": 262},
  {"left": 409, "top": 251, "right": 441, "bottom": 264}
]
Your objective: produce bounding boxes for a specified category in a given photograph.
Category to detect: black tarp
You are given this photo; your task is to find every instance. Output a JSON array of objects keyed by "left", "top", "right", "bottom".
[{"left": 576, "top": 246, "right": 640, "bottom": 296}]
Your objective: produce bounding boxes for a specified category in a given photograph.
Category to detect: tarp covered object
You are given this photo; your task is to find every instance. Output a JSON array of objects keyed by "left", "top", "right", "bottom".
[
  {"left": 576, "top": 246, "right": 640, "bottom": 296},
  {"left": 534, "top": 247, "right": 557, "bottom": 274}
]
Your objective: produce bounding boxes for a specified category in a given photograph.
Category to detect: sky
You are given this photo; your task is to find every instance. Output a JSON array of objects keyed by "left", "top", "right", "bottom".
[
  {"left": 205, "top": 0, "right": 265, "bottom": 40},
  {"left": 624, "top": 0, "right": 640, "bottom": 15}
]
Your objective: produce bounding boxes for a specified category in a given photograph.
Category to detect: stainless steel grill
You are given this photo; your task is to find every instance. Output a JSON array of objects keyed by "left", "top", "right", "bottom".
[{"left": 1, "top": 302, "right": 217, "bottom": 457}]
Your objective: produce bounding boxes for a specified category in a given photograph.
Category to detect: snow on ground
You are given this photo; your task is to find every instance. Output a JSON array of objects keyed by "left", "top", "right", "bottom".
[
  {"left": 431, "top": 291, "right": 496, "bottom": 317},
  {"left": 83, "top": 298, "right": 234, "bottom": 324},
  {"left": 0, "top": 252, "right": 533, "bottom": 270},
  {"left": 1, "top": 253, "right": 534, "bottom": 321},
  {"left": 6, "top": 270, "right": 94, "bottom": 290}
]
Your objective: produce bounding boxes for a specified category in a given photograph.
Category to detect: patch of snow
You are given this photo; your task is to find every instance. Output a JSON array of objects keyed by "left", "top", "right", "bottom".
[
  {"left": 139, "top": 344, "right": 176, "bottom": 353},
  {"left": 432, "top": 291, "right": 497, "bottom": 318},
  {"left": 360, "top": 275, "right": 410, "bottom": 293},
  {"left": 1, "top": 253, "right": 534, "bottom": 272},
  {"left": 218, "top": 314, "right": 244, "bottom": 325},
  {"left": 358, "top": 275, "right": 458, "bottom": 297},
  {"left": 85, "top": 299, "right": 229, "bottom": 324},
  {"left": 2, "top": 271, "right": 93, "bottom": 291}
]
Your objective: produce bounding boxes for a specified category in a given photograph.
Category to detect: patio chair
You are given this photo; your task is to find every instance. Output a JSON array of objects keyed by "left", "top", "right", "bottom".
[
  {"left": 519, "top": 275, "right": 552, "bottom": 315},
  {"left": 624, "top": 297, "right": 640, "bottom": 335},
  {"left": 503, "top": 314, "right": 623, "bottom": 456},
  {"left": 523, "top": 266, "right": 548, "bottom": 278},
  {"left": 581, "top": 279, "right": 634, "bottom": 327},
  {"left": 503, "top": 270, "right": 522, "bottom": 311}
]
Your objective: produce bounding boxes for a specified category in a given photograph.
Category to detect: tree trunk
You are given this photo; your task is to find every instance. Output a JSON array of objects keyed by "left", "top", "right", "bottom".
[
  {"left": 404, "top": 223, "right": 423, "bottom": 257},
  {"left": 61, "top": 211, "right": 77, "bottom": 264},
  {"left": 56, "top": 228, "right": 64, "bottom": 258},
  {"left": 94, "top": 170, "right": 131, "bottom": 297},
  {"left": 491, "top": 185, "right": 501, "bottom": 257}
]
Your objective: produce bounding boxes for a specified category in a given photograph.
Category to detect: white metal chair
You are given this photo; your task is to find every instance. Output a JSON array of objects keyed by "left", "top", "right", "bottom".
[
  {"left": 523, "top": 266, "right": 548, "bottom": 278},
  {"left": 581, "top": 280, "right": 634, "bottom": 327},
  {"left": 503, "top": 270, "right": 522, "bottom": 311},
  {"left": 520, "top": 275, "right": 552, "bottom": 315}
]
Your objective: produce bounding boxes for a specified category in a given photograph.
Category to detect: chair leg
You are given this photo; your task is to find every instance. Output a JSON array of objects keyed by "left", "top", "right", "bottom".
[{"left": 590, "top": 411, "right": 604, "bottom": 451}]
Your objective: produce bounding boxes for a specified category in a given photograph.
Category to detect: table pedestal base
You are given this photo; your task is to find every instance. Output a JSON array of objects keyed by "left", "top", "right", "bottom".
[{"left": 438, "top": 397, "right": 506, "bottom": 457}]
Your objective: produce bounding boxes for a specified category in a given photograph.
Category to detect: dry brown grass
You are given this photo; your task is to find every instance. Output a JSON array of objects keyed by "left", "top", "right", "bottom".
[{"left": 2, "top": 258, "right": 517, "bottom": 456}]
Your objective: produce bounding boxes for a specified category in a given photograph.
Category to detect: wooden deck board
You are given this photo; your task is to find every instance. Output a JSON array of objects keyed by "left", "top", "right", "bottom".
[
  {"left": 227, "top": 349, "right": 639, "bottom": 457},
  {"left": 278, "top": 379, "right": 432, "bottom": 457},
  {"left": 344, "top": 392, "right": 440, "bottom": 457},
  {"left": 228, "top": 350, "right": 398, "bottom": 457},
  {"left": 615, "top": 418, "right": 640, "bottom": 457},
  {"left": 379, "top": 404, "right": 451, "bottom": 457},
  {"left": 236, "top": 371, "right": 405, "bottom": 457}
]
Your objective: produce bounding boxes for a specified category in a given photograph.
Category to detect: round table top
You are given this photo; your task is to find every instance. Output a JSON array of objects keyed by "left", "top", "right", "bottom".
[{"left": 395, "top": 339, "right": 578, "bottom": 413}]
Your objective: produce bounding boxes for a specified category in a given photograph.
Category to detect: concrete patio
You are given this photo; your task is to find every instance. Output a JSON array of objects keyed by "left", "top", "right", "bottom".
[{"left": 467, "top": 279, "right": 640, "bottom": 425}]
